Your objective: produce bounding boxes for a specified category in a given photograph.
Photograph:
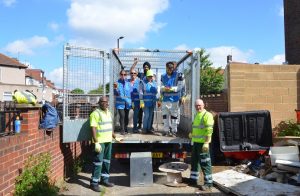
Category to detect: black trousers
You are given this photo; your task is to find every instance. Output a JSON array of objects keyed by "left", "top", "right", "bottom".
[
  {"left": 118, "top": 108, "right": 130, "bottom": 132},
  {"left": 138, "top": 108, "right": 143, "bottom": 126}
]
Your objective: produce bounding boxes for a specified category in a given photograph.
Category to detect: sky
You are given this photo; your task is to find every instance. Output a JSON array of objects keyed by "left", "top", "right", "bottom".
[{"left": 0, "top": 0, "right": 285, "bottom": 88}]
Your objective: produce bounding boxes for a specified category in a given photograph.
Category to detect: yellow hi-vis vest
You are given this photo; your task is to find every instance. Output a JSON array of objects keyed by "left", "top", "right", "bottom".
[
  {"left": 13, "top": 90, "right": 37, "bottom": 105},
  {"left": 90, "top": 109, "right": 113, "bottom": 143},
  {"left": 191, "top": 110, "right": 214, "bottom": 143}
]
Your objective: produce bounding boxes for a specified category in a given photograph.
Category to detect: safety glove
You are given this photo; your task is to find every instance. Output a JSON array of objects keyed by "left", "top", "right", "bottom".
[
  {"left": 202, "top": 143, "right": 209, "bottom": 153},
  {"left": 188, "top": 132, "right": 192, "bottom": 139},
  {"left": 95, "top": 143, "right": 102, "bottom": 153},
  {"left": 132, "top": 102, "right": 135, "bottom": 109},
  {"left": 140, "top": 100, "right": 145, "bottom": 108}
]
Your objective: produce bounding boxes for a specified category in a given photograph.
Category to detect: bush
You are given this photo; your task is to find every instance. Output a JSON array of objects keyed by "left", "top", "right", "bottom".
[
  {"left": 15, "top": 153, "right": 59, "bottom": 196},
  {"left": 277, "top": 120, "right": 300, "bottom": 137}
]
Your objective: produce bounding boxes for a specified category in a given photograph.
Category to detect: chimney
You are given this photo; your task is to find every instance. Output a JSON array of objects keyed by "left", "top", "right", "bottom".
[{"left": 227, "top": 55, "right": 232, "bottom": 63}]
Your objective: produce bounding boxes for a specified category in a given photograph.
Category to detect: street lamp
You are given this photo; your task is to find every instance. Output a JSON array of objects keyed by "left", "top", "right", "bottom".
[{"left": 117, "top": 36, "right": 124, "bottom": 54}]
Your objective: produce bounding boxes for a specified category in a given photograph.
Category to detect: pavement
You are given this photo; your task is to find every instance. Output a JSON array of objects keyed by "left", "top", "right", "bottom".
[{"left": 59, "top": 159, "right": 229, "bottom": 196}]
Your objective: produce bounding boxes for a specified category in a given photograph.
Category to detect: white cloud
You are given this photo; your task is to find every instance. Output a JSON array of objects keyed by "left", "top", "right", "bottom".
[
  {"left": 263, "top": 54, "right": 285, "bottom": 65},
  {"left": 1, "top": 0, "right": 16, "bottom": 7},
  {"left": 48, "top": 22, "right": 59, "bottom": 32},
  {"left": 67, "top": 0, "right": 169, "bottom": 49},
  {"left": 48, "top": 67, "right": 63, "bottom": 88},
  {"left": 21, "top": 61, "right": 34, "bottom": 69},
  {"left": 4, "top": 36, "right": 50, "bottom": 55},
  {"left": 279, "top": 6, "right": 284, "bottom": 17},
  {"left": 174, "top": 44, "right": 189, "bottom": 50},
  {"left": 207, "top": 46, "right": 253, "bottom": 68}
]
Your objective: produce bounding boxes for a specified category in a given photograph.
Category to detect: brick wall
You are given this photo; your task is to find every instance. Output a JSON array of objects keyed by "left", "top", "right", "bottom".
[
  {"left": 227, "top": 62, "right": 300, "bottom": 128},
  {"left": 201, "top": 93, "right": 228, "bottom": 114},
  {"left": 0, "top": 105, "right": 89, "bottom": 195}
]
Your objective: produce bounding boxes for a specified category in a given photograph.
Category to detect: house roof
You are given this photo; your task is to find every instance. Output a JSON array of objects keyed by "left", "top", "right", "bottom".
[
  {"left": 25, "top": 69, "right": 43, "bottom": 81},
  {"left": 26, "top": 69, "right": 56, "bottom": 89},
  {"left": 0, "top": 53, "right": 27, "bottom": 68}
]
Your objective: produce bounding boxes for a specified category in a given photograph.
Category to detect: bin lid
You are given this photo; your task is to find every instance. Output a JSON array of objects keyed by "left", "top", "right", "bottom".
[{"left": 218, "top": 110, "right": 273, "bottom": 152}]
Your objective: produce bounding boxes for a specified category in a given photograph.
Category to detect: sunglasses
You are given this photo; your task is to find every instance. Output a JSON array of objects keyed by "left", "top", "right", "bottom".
[
  {"left": 130, "top": 72, "right": 137, "bottom": 75},
  {"left": 120, "top": 74, "right": 127, "bottom": 76}
]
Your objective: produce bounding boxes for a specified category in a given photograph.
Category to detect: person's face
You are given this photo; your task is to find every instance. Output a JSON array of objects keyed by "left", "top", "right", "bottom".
[
  {"left": 147, "top": 75, "right": 153, "bottom": 81},
  {"left": 120, "top": 71, "right": 127, "bottom": 80},
  {"left": 195, "top": 100, "right": 204, "bottom": 112},
  {"left": 130, "top": 70, "right": 137, "bottom": 79},
  {"left": 99, "top": 98, "right": 109, "bottom": 110},
  {"left": 166, "top": 64, "right": 174, "bottom": 75},
  {"left": 143, "top": 65, "right": 149, "bottom": 72}
]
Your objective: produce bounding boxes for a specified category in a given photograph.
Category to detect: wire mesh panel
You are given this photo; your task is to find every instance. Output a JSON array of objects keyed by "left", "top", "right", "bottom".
[
  {"left": 62, "top": 44, "right": 111, "bottom": 142},
  {"left": 110, "top": 48, "right": 200, "bottom": 135},
  {"left": 62, "top": 46, "right": 200, "bottom": 143}
]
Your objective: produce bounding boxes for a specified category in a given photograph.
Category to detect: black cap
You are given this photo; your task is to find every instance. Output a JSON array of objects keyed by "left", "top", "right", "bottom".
[{"left": 143, "top": 61, "right": 151, "bottom": 69}]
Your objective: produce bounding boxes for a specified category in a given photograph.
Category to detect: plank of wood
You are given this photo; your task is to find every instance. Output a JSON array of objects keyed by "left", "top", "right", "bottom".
[{"left": 212, "top": 169, "right": 300, "bottom": 196}]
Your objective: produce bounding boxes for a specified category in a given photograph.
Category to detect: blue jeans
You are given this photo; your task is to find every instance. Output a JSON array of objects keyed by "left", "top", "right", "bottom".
[
  {"left": 133, "top": 106, "right": 140, "bottom": 130},
  {"left": 143, "top": 106, "right": 154, "bottom": 131}
]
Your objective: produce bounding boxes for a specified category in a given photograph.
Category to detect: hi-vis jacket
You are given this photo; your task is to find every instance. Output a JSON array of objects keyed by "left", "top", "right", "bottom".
[
  {"left": 160, "top": 71, "right": 185, "bottom": 102},
  {"left": 13, "top": 90, "right": 37, "bottom": 105},
  {"left": 129, "top": 78, "right": 141, "bottom": 107},
  {"left": 114, "top": 79, "right": 132, "bottom": 109},
  {"left": 140, "top": 79, "right": 158, "bottom": 107},
  {"left": 90, "top": 109, "right": 113, "bottom": 143},
  {"left": 191, "top": 110, "right": 214, "bottom": 143}
]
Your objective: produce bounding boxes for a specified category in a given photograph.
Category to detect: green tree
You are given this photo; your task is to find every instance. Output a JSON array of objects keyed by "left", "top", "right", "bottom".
[
  {"left": 71, "top": 88, "right": 84, "bottom": 94},
  {"left": 197, "top": 48, "right": 224, "bottom": 95},
  {"left": 88, "top": 83, "right": 110, "bottom": 94}
]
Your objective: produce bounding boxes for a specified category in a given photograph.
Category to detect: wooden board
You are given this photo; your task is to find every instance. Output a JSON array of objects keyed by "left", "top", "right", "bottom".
[{"left": 212, "top": 169, "right": 300, "bottom": 196}]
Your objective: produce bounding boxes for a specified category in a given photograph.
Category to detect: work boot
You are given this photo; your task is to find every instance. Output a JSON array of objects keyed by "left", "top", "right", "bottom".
[
  {"left": 90, "top": 184, "right": 102, "bottom": 192},
  {"left": 100, "top": 181, "right": 115, "bottom": 187},
  {"left": 186, "top": 179, "right": 198, "bottom": 187},
  {"left": 199, "top": 184, "right": 212, "bottom": 191}
]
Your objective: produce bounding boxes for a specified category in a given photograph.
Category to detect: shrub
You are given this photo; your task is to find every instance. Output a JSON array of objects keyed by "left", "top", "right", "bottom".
[
  {"left": 15, "top": 153, "right": 59, "bottom": 196},
  {"left": 277, "top": 120, "right": 300, "bottom": 137}
]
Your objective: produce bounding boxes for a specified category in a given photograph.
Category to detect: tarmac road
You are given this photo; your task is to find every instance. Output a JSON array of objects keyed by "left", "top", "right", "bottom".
[{"left": 60, "top": 159, "right": 229, "bottom": 196}]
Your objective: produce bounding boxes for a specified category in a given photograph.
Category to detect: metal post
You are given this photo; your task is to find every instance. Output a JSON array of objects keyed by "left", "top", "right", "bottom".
[{"left": 117, "top": 36, "right": 124, "bottom": 54}]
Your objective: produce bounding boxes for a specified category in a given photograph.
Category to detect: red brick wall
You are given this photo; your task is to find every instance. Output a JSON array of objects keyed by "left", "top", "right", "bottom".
[
  {"left": 0, "top": 106, "right": 88, "bottom": 196},
  {"left": 201, "top": 92, "right": 228, "bottom": 114}
]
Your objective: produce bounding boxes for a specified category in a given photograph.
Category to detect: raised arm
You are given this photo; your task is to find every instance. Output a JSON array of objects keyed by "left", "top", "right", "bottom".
[{"left": 130, "top": 57, "right": 138, "bottom": 73}]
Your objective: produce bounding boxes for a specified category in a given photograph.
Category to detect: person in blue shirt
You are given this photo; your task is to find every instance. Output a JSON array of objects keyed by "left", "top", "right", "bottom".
[
  {"left": 140, "top": 70, "right": 158, "bottom": 134},
  {"left": 114, "top": 70, "right": 132, "bottom": 135},
  {"left": 158, "top": 61, "right": 186, "bottom": 136},
  {"left": 130, "top": 60, "right": 152, "bottom": 130},
  {"left": 129, "top": 58, "right": 142, "bottom": 133}
]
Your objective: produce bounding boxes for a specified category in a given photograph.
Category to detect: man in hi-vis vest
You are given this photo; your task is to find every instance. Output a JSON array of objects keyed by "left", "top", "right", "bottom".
[
  {"left": 90, "top": 96, "right": 120, "bottom": 192},
  {"left": 189, "top": 99, "right": 214, "bottom": 191}
]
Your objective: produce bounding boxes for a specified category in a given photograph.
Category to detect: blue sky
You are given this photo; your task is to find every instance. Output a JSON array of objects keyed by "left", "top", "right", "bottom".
[{"left": 0, "top": 0, "right": 285, "bottom": 88}]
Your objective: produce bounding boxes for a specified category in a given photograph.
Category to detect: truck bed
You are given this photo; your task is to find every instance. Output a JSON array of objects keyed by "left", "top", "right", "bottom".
[{"left": 114, "top": 130, "right": 190, "bottom": 144}]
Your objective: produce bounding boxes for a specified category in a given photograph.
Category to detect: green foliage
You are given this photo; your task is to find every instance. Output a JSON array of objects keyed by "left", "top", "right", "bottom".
[
  {"left": 197, "top": 48, "right": 224, "bottom": 95},
  {"left": 71, "top": 88, "right": 84, "bottom": 94},
  {"left": 15, "top": 153, "right": 59, "bottom": 196},
  {"left": 71, "top": 157, "right": 83, "bottom": 176},
  {"left": 88, "top": 83, "right": 110, "bottom": 94},
  {"left": 277, "top": 120, "right": 300, "bottom": 136}
]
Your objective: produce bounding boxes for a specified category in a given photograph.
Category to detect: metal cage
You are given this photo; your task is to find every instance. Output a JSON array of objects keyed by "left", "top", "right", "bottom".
[{"left": 62, "top": 45, "right": 200, "bottom": 143}]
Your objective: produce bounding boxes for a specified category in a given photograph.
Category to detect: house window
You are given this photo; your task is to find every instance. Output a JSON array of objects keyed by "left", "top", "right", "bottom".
[{"left": 3, "top": 92, "right": 13, "bottom": 101}]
